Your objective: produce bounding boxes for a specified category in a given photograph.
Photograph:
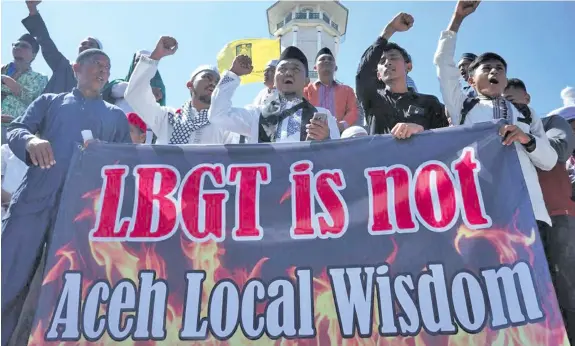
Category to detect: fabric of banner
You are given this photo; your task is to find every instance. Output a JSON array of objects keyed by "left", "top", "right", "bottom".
[{"left": 27, "top": 121, "right": 569, "bottom": 345}]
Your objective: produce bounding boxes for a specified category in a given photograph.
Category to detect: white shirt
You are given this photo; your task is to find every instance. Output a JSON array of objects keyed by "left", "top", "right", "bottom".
[
  {"left": 253, "top": 87, "right": 278, "bottom": 106},
  {"left": 111, "top": 82, "right": 154, "bottom": 144},
  {"left": 208, "top": 71, "right": 340, "bottom": 143},
  {"left": 1, "top": 144, "right": 28, "bottom": 218},
  {"left": 434, "top": 30, "right": 557, "bottom": 225},
  {"left": 125, "top": 56, "right": 237, "bottom": 145}
]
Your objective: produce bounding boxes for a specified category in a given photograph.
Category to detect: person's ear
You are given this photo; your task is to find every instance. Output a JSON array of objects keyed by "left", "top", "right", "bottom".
[{"left": 526, "top": 93, "right": 531, "bottom": 104}]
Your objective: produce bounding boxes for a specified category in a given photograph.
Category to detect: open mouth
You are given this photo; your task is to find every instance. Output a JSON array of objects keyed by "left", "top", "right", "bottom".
[
  {"left": 206, "top": 87, "right": 214, "bottom": 93},
  {"left": 488, "top": 77, "right": 499, "bottom": 84},
  {"left": 97, "top": 76, "right": 105, "bottom": 82},
  {"left": 284, "top": 80, "right": 293, "bottom": 85}
]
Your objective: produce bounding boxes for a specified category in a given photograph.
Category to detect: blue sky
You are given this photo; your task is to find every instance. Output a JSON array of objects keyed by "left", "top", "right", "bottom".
[{"left": 2, "top": 1, "right": 574, "bottom": 115}]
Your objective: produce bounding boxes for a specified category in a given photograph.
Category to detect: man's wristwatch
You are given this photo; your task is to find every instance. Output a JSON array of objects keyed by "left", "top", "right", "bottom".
[{"left": 522, "top": 134, "right": 536, "bottom": 153}]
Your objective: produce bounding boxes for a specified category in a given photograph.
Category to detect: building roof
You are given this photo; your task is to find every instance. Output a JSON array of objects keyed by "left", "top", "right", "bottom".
[{"left": 266, "top": 1, "right": 349, "bottom": 36}]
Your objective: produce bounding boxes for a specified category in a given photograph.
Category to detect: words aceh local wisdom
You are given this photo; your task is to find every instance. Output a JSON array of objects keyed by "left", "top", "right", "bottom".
[
  {"left": 46, "top": 262, "right": 544, "bottom": 341},
  {"left": 89, "top": 147, "right": 493, "bottom": 242}
]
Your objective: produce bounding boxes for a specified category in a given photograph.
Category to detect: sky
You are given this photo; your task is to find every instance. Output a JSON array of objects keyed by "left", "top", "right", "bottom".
[{"left": 2, "top": 1, "right": 574, "bottom": 116}]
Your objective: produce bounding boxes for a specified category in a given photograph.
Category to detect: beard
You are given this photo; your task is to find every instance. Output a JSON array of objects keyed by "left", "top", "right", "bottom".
[{"left": 198, "top": 94, "right": 211, "bottom": 105}]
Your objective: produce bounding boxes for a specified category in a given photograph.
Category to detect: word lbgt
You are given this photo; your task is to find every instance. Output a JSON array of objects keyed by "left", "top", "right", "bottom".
[{"left": 89, "top": 147, "right": 492, "bottom": 243}]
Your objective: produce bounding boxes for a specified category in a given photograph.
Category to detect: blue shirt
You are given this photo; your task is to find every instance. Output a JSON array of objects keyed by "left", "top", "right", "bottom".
[{"left": 7, "top": 88, "right": 131, "bottom": 214}]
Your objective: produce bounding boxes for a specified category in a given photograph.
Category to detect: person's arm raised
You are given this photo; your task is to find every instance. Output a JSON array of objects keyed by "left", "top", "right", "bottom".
[
  {"left": 125, "top": 36, "right": 177, "bottom": 137},
  {"left": 433, "top": 0, "right": 481, "bottom": 125},
  {"left": 208, "top": 55, "right": 259, "bottom": 137}
]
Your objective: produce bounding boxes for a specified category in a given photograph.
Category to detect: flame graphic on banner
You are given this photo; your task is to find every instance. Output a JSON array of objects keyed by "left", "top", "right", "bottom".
[{"left": 28, "top": 189, "right": 570, "bottom": 346}]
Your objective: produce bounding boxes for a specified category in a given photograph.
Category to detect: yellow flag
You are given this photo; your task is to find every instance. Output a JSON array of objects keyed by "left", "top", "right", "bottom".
[{"left": 216, "top": 38, "right": 281, "bottom": 85}]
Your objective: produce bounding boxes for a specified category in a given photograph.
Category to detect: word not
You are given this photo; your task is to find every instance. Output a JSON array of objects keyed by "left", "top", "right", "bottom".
[{"left": 89, "top": 148, "right": 491, "bottom": 243}]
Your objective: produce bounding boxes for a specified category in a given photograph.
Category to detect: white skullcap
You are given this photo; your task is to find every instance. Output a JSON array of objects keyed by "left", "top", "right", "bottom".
[
  {"left": 266, "top": 59, "right": 279, "bottom": 68},
  {"left": 190, "top": 65, "right": 220, "bottom": 82},
  {"left": 87, "top": 37, "right": 103, "bottom": 50},
  {"left": 561, "top": 86, "right": 575, "bottom": 107},
  {"left": 341, "top": 126, "right": 368, "bottom": 138}
]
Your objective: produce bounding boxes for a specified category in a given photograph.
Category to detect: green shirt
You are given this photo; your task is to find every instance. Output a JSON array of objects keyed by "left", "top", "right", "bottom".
[{"left": 1, "top": 68, "right": 48, "bottom": 124}]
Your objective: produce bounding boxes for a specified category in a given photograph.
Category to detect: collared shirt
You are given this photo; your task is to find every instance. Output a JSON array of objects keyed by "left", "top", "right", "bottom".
[
  {"left": 356, "top": 36, "right": 449, "bottom": 134},
  {"left": 124, "top": 56, "right": 238, "bottom": 145},
  {"left": 208, "top": 70, "right": 340, "bottom": 143},
  {"left": 1, "top": 67, "right": 48, "bottom": 122},
  {"left": 7, "top": 88, "right": 131, "bottom": 215},
  {"left": 434, "top": 30, "right": 557, "bottom": 225},
  {"left": 304, "top": 80, "right": 359, "bottom": 128}
]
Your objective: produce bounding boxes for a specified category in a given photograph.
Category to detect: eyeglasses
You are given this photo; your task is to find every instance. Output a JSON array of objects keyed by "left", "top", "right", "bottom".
[{"left": 12, "top": 41, "right": 32, "bottom": 49}]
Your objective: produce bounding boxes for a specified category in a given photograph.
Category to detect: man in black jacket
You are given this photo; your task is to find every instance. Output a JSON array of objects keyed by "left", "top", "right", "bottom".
[{"left": 356, "top": 12, "right": 449, "bottom": 138}]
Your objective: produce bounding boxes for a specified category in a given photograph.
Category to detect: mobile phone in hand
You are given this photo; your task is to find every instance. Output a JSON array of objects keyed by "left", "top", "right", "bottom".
[{"left": 312, "top": 112, "right": 328, "bottom": 122}]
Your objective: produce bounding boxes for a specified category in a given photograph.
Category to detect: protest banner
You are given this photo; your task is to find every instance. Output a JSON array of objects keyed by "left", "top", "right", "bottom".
[{"left": 29, "top": 121, "right": 569, "bottom": 345}]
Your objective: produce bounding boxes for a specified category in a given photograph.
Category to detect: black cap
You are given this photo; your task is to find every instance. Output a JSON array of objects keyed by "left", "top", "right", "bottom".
[
  {"left": 316, "top": 47, "right": 333, "bottom": 60},
  {"left": 17, "top": 33, "right": 39, "bottom": 54},
  {"left": 459, "top": 53, "right": 477, "bottom": 63},
  {"left": 280, "top": 46, "right": 308, "bottom": 76}
]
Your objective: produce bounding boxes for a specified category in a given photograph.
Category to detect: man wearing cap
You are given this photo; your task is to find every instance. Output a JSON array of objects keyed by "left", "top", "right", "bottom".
[
  {"left": 125, "top": 36, "right": 237, "bottom": 145},
  {"left": 22, "top": 0, "right": 104, "bottom": 94},
  {"left": 1, "top": 34, "right": 48, "bottom": 123},
  {"left": 1, "top": 48, "right": 131, "bottom": 345},
  {"left": 253, "top": 59, "right": 278, "bottom": 105},
  {"left": 458, "top": 52, "right": 477, "bottom": 97},
  {"left": 208, "top": 46, "right": 340, "bottom": 143},
  {"left": 304, "top": 47, "right": 358, "bottom": 132}
]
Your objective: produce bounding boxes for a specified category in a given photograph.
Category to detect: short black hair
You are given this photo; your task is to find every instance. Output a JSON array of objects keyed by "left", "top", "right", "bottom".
[
  {"left": 505, "top": 78, "right": 527, "bottom": 92},
  {"left": 468, "top": 52, "right": 507, "bottom": 75},
  {"left": 380, "top": 42, "right": 409, "bottom": 64},
  {"left": 76, "top": 48, "right": 109, "bottom": 64}
]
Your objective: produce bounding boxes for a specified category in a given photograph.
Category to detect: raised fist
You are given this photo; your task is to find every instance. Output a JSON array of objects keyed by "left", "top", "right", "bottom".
[
  {"left": 25, "top": 0, "right": 42, "bottom": 8},
  {"left": 388, "top": 12, "right": 414, "bottom": 33},
  {"left": 25, "top": 0, "right": 41, "bottom": 15},
  {"left": 454, "top": 0, "right": 481, "bottom": 18},
  {"left": 150, "top": 36, "right": 178, "bottom": 61},
  {"left": 230, "top": 55, "right": 253, "bottom": 77}
]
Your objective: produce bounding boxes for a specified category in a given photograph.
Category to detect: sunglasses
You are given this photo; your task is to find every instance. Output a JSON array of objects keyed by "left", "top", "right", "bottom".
[{"left": 12, "top": 41, "right": 32, "bottom": 49}]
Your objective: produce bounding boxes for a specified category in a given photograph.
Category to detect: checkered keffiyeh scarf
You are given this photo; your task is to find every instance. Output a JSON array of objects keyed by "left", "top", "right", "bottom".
[{"left": 167, "top": 101, "right": 209, "bottom": 144}]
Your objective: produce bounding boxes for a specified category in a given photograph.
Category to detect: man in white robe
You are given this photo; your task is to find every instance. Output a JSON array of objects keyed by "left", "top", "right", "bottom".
[
  {"left": 253, "top": 59, "right": 278, "bottom": 105},
  {"left": 209, "top": 46, "right": 340, "bottom": 143},
  {"left": 125, "top": 36, "right": 236, "bottom": 144}
]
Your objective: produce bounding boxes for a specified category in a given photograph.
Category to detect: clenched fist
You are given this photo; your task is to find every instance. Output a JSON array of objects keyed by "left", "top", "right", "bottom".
[
  {"left": 150, "top": 36, "right": 178, "bottom": 61},
  {"left": 230, "top": 55, "right": 253, "bottom": 77},
  {"left": 454, "top": 0, "right": 481, "bottom": 19},
  {"left": 382, "top": 12, "right": 414, "bottom": 39}
]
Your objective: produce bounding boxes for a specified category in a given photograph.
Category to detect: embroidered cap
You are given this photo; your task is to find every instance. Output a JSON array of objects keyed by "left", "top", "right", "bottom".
[{"left": 190, "top": 65, "right": 220, "bottom": 82}]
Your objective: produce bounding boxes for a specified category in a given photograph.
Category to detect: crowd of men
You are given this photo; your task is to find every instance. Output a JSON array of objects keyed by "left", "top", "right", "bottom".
[{"left": 1, "top": 0, "right": 574, "bottom": 344}]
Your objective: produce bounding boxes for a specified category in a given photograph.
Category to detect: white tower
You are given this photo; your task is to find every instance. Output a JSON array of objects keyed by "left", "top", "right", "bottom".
[{"left": 266, "top": 1, "right": 349, "bottom": 82}]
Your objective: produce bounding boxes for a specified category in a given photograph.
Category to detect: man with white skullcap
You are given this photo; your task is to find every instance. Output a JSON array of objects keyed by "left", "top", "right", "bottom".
[
  {"left": 22, "top": 1, "right": 104, "bottom": 94},
  {"left": 253, "top": 59, "right": 279, "bottom": 105},
  {"left": 125, "top": 36, "right": 237, "bottom": 144}
]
